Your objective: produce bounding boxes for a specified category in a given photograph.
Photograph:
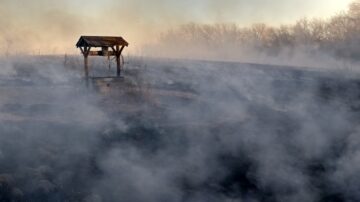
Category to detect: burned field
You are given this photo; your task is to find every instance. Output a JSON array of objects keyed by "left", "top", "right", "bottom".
[{"left": 0, "top": 56, "right": 360, "bottom": 202}]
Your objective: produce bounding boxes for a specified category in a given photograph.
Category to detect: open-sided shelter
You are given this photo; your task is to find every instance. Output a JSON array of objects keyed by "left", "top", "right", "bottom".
[{"left": 76, "top": 36, "right": 129, "bottom": 78}]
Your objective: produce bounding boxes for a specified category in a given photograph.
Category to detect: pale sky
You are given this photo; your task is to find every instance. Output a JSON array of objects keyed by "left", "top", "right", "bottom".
[{"left": 0, "top": 0, "right": 354, "bottom": 54}]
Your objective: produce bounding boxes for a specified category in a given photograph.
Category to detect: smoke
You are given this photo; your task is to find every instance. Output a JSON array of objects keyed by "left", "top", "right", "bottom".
[
  {"left": 0, "top": 0, "right": 353, "bottom": 55},
  {"left": 0, "top": 0, "right": 84, "bottom": 54},
  {"left": 1, "top": 53, "right": 360, "bottom": 201},
  {"left": 1, "top": 1, "right": 360, "bottom": 201},
  {"left": 142, "top": 1, "right": 360, "bottom": 68}
]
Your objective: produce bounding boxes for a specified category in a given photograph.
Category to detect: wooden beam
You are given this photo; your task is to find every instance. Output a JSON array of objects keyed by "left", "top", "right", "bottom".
[
  {"left": 111, "top": 46, "right": 116, "bottom": 52},
  {"left": 89, "top": 51, "right": 115, "bottom": 56},
  {"left": 119, "top": 46, "right": 125, "bottom": 55},
  {"left": 84, "top": 46, "right": 91, "bottom": 57},
  {"left": 79, "top": 47, "right": 85, "bottom": 55}
]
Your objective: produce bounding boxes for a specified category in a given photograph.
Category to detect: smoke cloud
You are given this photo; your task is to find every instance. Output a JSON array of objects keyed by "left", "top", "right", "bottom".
[
  {"left": 1, "top": 53, "right": 360, "bottom": 201},
  {"left": 143, "top": 1, "right": 360, "bottom": 68},
  {"left": 0, "top": 0, "right": 353, "bottom": 55},
  {"left": 1, "top": 1, "right": 360, "bottom": 202}
]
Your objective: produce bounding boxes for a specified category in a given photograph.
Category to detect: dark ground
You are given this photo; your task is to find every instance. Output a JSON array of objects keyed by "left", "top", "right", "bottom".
[{"left": 0, "top": 56, "right": 360, "bottom": 202}]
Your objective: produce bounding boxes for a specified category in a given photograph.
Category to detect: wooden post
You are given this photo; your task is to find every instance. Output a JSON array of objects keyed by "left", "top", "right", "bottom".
[
  {"left": 116, "top": 55, "right": 121, "bottom": 77},
  {"left": 114, "top": 45, "right": 121, "bottom": 77},
  {"left": 80, "top": 46, "right": 91, "bottom": 87},
  {"left": 84, "top": 55, "right": 89, "bottom": 78},
  {"left": 84, "top": 55, "right": 89, "bottom": 87},
  {"left": 116, "top": 45, "right": 125, "bottom": 77}
]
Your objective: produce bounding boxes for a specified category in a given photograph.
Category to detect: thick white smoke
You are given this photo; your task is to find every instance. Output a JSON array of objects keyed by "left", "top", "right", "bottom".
[{"left": 2, "top": 54, "right": 359, "bottom": 201}]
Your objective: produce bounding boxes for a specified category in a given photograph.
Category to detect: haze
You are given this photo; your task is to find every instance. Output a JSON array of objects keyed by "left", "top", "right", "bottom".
[{"left": 0, "top": 0, "right": 353, "bottom": 54}]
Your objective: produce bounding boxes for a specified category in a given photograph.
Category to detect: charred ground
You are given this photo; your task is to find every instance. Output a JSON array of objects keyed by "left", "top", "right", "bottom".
[{"left": 0, "top": 56, "right": 360, "bottom": 202}]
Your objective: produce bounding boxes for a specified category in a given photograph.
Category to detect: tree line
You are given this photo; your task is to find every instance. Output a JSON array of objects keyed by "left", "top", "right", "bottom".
[{"left": 153, "top": 0, "right": 360, "bottom": 62}]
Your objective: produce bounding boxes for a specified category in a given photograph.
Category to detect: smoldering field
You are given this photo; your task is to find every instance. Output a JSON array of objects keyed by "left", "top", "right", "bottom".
[{"left": 0, "top": 54, "right": 360, "bottom": 202}]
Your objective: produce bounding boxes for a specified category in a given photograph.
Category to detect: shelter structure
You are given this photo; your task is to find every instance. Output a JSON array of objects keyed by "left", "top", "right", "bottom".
[{"left": 76, "top": 36, "right": 129, "bottom": 78}]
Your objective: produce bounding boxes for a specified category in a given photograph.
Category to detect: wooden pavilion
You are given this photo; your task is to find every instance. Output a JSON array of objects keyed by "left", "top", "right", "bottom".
[{"left": 76, "top": 36, "right": 129, "bottom": 78}]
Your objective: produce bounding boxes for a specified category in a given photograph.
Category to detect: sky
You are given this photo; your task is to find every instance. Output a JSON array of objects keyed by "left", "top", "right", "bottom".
[{"left": 0, "top": 0, "right": 354, "bottom": 54}]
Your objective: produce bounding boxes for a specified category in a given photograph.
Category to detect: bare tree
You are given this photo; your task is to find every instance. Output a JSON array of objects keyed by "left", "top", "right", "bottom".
[{"left": 152, "top": 0, "right": 360, "bottom": 61}]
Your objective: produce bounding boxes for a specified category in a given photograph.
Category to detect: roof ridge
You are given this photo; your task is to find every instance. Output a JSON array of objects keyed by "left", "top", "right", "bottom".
[{"left": 76, "top": 36, "right": 129, "bottom": 47}]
